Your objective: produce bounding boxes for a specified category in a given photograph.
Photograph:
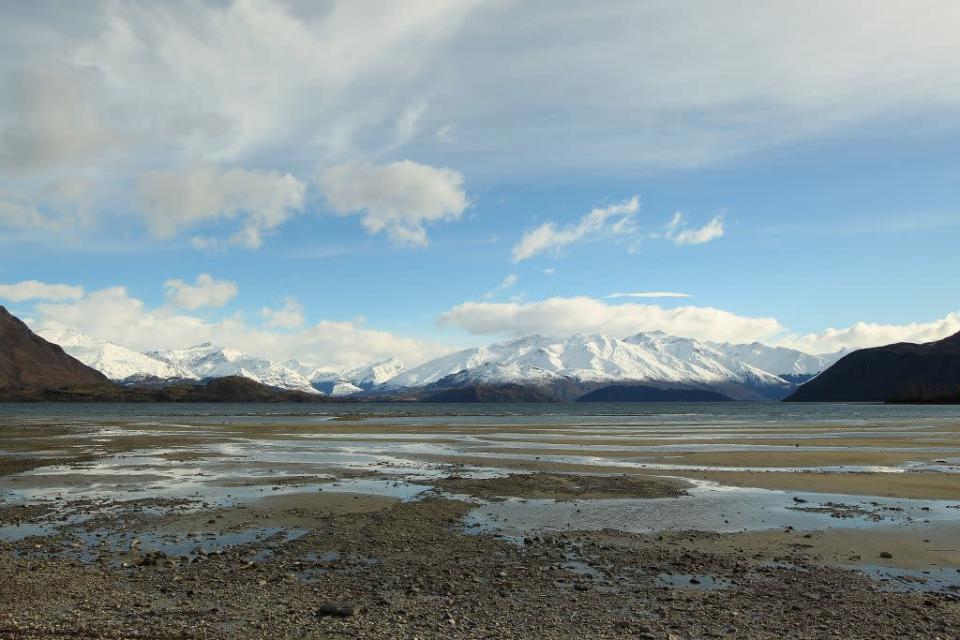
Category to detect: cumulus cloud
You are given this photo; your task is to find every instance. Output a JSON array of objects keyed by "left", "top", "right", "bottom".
[
  {"left": 607, "top": 292, "right": 693, "bottom": 299},
  {"left": 0, "top": 280, "right": 84, "bottom": 302},
  {"left": 140, "top": 166, "right": 305, "bottom": 248},
  {"left": 664, "top": 213, "right": 725, "bottom": 246},
  {"left": 164, "top": 274, "right": 238, "bottom": 310},
  {"left": 512, "top": 196, "right": 639, "bottom": 262},
  {"left": 778, "top": 312, "right": 960, "bottom": 354},
  {"left": 260, "top": 298, "right": 305, "bottom": 329},
  {"left": 318, "top": 160, "right": 468, "bottom": 246},
  {"left": 439, "top": 296, "right": 783, "bottom": 344},
  {"left": 32, "top": 286, "right": 450, "bottom": 369}
]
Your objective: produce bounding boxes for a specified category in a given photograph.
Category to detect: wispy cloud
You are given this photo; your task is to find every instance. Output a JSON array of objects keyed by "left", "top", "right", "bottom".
[
  {"left": 512, "top": 196, "right": 639, "bottom": 262},
  {"left": 607, "top": 291, "right": 692, "bottom": 299},
  {"left": 664, "top": 213, "right": 725, "bottom": 246},
  {"left": 483, "top": 273, "right": 518, "bottom": 299}
]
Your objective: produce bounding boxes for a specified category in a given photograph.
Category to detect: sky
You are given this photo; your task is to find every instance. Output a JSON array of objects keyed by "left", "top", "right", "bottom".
[{"left": 1, "top": 0, "right": 959, "bottom": 369}]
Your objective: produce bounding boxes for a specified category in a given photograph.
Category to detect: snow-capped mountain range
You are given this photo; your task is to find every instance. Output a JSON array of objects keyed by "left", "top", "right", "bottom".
[
  {"left": 37, "top": 329, "right": 198, "bottom": 382},
  {"left": 38, "top": 328, "right": 844, "bottom": 399},
  {"left": 145, "top": 343, "right": 320, "bottom": 395},
  {"left": 385, "top": 331, "right": 843, "bottom": 391}
]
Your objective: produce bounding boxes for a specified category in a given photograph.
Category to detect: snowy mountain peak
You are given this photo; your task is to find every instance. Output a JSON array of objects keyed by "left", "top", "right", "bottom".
[
  {"left": 146, "top": 344, "right": 319, "bottom": 394},
  {"left": 38, "top": 329, "right": 197, "bottom": 382},
  {"left": 346, "top": 357, "right": 406, "bottom": 388}
]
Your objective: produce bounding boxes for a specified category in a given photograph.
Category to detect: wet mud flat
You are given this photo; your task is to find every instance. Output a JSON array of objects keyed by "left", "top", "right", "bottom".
[
  {"left": 1, "top": 416, "right": 960, "bottom": 638},
  {"left": 3, "top": 488, "right": 960, "bottom": 639}
]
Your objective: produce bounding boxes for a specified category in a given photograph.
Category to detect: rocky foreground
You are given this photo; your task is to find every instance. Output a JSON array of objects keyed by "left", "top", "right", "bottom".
[{"left": 2, "top": 477, "right": 959, "bottom": 639}]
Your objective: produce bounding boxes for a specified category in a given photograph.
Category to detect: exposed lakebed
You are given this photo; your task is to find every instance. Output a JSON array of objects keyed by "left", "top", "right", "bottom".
[{"left": 1, "top": 403, "right": 959, "bottom": 638}]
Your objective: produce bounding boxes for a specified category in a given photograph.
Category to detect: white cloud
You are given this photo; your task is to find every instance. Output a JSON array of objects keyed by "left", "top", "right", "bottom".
[
  {"left": 0, "top": 63, "right": 113, "bottom": 172},
  {"left": 1, "top": 0, "right": 480, "bottom": 172},
  {"left": 543, "top": 268, "right": 556, "bottom": 276},
  {"left": 512, "top": 196, "right": 639, "bottom": 262},
  {"left": 482, "top": 273, "right": 518, "bottom": 300},
  {"left": 0, "top": 199, "right": 60, "bottom": 231},
  {"left": 440, "top": 295, "right": 960, "bottom": 355},
  {"left": 0, "top": 0, "right": 481, "bottom": 244},
  {"left": 607, "top": 291, "right": 692, "bottom": 299},
  {"left": 33, "top": 285, "right": 450, "bottom": 369},
  {"left": 667, "top": 214, "right": 725, "bottom": 246},
  {"left": 435, "top": 124, "right": 457, "bottom": 143},
  {"left": 439, "top": 296, "right": 783, "bottom": 344},
  {"left": 3, "top": 2, "right": 960, "bottom": 204},
  {"left": 260, "top": 298, "right": 305, "bottom": 329},
  {"left": 778, "top": 312, "right": 960, "bottom": 354},
  {"left": 0, "top": 180, "right": 96, "bottom": 232},
  {"left": 0, "top": 280, "right": 84, "bottom": 302},
  {"left": 164, "top": 274, "right": 238, "bottom": 310},
  {"left": 318, "top": 160, "right": 469, "bottom": 246},
  {"left": 4, "top": 1, "right": 960, "bottom": 248},
  {"left": 140, "top": 166, "right": 305, "bottom": 248},
  {"left": 427, "top": 3, "right": 960, "bottom": 174}
]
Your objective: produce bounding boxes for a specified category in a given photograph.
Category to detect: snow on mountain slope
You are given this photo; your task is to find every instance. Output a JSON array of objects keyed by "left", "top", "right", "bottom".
[
  {"left": 704, "top": 339, "right": 838, "bottom": 376},
  {"left": 38, "top": 329, "right": 197, "bottom": 381},
  {"left": 623, "top": 332, "right": 787, "bottom": 387},
  {"left": 344, "top": 357, "right": 405, "bottom": 388},
  {"left": 328, "top": 381, "right": 364, "bottom": 396},
  {"left": 148, "top": 343, "right": 319, "bottom": 394},
  {"left": 284, "top": 359, "right": 368, "bottom": 396},
  {"left": 387, "top": 332, "right": 806, "bottom": 390}
]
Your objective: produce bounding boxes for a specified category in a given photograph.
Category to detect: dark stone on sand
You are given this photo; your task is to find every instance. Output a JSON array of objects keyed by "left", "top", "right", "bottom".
[{"left": 316, "top": 603, "right": 359, "bottom": 617}]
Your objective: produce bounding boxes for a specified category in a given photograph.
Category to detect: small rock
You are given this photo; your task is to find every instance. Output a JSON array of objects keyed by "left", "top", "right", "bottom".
[
  {"left": 316, "top": 603, "right": 359, "bottom": 618},
  {"left": 879, "top": 551, "right": 893, "bottom": 559}
]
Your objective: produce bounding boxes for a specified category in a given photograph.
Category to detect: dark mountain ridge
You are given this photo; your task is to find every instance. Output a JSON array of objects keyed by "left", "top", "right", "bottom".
[
  {"left": 785, "top": 332, "right": 960, "bottom": 402},
  {"left": 0, "top": 305, "right": 112, "bottom": 399}
]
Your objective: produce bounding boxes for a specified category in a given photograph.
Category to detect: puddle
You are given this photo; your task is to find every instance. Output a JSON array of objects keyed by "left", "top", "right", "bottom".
[
  {"left": 316, "top": 478, "right": 432, "bottom": 501},
  {"left": 463, "top": 483, "right": 957, "bottom": 538},
  {"left": 656, "top": 573, "right": 731, "bottom": 590},
  {"left": 856, "top": 565, "right": 960, "bottom": 595},
  {"left": 27, "top": 527, "right": 311, "bottom": 565},
  {"left": 0, "top": 521, "right": 59, "bottom": 541}
]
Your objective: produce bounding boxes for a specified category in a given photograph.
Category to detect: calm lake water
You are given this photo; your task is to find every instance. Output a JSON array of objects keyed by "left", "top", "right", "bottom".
[{"left": 2, "top": 401, "right": 960, "bottom": 427}]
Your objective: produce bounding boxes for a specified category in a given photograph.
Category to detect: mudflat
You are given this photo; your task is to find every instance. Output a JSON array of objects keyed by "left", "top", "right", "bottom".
[{"left": 1, "top": 410, "right": 959, "bottom": 639}]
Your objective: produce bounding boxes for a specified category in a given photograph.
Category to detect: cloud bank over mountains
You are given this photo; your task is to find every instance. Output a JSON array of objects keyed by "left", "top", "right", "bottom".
[
  {"left": 3, "top": 278, "right": 959, "bottom": 366},
  {"left": 8, "top": 281, "right": 449, "bottom": 370}
]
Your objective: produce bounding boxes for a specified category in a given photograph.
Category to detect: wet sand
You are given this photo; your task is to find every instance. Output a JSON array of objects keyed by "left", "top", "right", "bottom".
[{"left": 1, "top": 414, "right": 959, "bottom": 638}]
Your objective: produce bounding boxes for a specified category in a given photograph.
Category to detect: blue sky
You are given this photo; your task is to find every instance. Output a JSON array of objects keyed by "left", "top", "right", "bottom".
[{"left": 1, "top": 1, "right": 959, "bottom": 368}]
